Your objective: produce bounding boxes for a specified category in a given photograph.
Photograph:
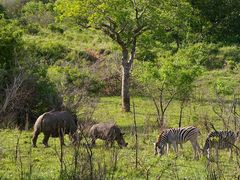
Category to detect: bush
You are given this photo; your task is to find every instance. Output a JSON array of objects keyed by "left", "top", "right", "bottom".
[
  {"left": 26, "top": 23, "right": 40, "bottom": 35},
  {"left": 47, "top": 65, "right": 103, "bottom": 112},
  {"left": 0, "top": 18, "right": 23, "bottom": 70},
  {"left": 26, "top": 41, "right": 68, "bottom": 65},
  {"left": 48, "top": 24, "right": 64, "bottom": 34},
  {"left": 21, "top": 1, "right": 54, "bottom": 26},
  {"left": 175, "top": 43, "right": 240, "bottom": 70},
  {"left": 218, "top": 46, "right": 240, "bottom": 64},
  {"left": 0, "top": 5, "right": 5, "bottom": 15},
  {"left": 0, "top": 0, "right": 27, "bottom": 18}
]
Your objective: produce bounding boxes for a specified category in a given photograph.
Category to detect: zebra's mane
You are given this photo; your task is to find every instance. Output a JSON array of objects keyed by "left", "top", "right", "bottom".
[
  {"left": 157, "top": 131, "right": 164, "bottom": 143},
  {"left": 157, "top": 129, "right": 170, "bottom": 143}
]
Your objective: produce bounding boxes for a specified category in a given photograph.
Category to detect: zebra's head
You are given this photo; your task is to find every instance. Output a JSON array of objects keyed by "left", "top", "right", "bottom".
[{"left": 154, "top": 142, "right": 164, "bottom": 156}]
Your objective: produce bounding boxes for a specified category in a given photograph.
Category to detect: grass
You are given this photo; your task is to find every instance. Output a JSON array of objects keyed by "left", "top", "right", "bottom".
[{"left": 1, "top": 96, "right": 240, "bottom": 179}]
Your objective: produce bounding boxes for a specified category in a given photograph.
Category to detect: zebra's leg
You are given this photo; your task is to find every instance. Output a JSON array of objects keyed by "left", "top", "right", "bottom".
[
  {"left": 166, "top": 143, "right": 170, "bottom": 155},
  {"left": 190, "top": 141, "right": 198, "bottom": 160},
  {"left": 172, "top": 141, "right": 178, "bottom": 153},
  {"left": 207, "top": 148, "right": 210, "bottom": 159},
  {"left": 179, "top": 143, "right": 183, "bottom": 149}
]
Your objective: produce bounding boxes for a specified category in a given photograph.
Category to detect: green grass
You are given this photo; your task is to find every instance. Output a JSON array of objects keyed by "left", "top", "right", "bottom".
[{"left": 1, "top": 97, "right": 240, "bottom": 179}]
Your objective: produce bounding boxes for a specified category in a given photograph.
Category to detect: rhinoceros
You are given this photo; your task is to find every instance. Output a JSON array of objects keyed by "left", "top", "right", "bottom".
[
  {"left": 89, "top": 123, "right": 128, "bottom": 148},
  {"left": 32, "top": 110, "right": 78, "bottom": 147}
]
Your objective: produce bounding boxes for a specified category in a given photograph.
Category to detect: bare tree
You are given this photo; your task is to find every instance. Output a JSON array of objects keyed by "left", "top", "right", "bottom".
[
  {"left": 0, "top": 72, "right": 25, "bottom": 115},
  {"left": 147, "top": 84, "right": 177, "bottom": 128},
  {"left": 212, "top": 89, "right": 240, "bottom": 130}
]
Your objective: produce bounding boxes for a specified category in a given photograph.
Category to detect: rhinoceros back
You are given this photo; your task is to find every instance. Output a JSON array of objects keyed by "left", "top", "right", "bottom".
[
  {"left": 90, "top": 123, "right": 121, "bottom": 140},
  {"left": 33, "top": 111, "right": 77, "bottom": 137}
]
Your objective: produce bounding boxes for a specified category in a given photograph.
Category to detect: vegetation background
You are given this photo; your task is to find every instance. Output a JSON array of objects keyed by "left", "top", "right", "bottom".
[{"left": 0, "top": 0, "right": 240, "bottom": 179}]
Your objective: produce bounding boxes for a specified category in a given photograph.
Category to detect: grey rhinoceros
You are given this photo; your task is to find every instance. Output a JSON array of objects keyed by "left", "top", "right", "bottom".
[
  {"left": 89, "top": 123, "right": 128, "bottom": 148},
  {"left": 32, "top": 110, "right": 79, "bottom": 147}
]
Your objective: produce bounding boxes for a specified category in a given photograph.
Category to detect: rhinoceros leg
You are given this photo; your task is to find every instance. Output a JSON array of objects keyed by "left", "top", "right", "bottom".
[
  {"left": 91, "top": 138, "right": 96, "bottom": 146},
  {"left": 42, "top": 132, "right": 50, "bottom": 147},
  {"left": 110, "top": 141, "right": 114, "bottom": 147},
  {"left": 105, "top": 141, "right": 110, "bottom": 147},
  {"left": 58, "top": 128, "right": 66, "bottom": 146},
  {"left": 32, "top": 130, "right": 40, "bottom": 147}
]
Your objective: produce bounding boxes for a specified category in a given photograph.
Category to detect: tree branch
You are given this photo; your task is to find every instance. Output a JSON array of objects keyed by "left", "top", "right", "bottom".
[
  {"left": 101, "top": 23, "right": 127, "bottom": 49},
  {"left": 163, "top": 91, "right": 177, "bottom": 113}
]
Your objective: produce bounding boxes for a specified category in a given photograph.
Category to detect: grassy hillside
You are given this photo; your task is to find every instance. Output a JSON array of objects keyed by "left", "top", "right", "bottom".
[{"left": 1, "top": 97, "right": 240, "bottom": 179}]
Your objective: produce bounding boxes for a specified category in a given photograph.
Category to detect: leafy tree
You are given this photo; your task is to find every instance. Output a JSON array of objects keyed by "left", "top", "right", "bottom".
[
  {"left": 189, "top": 0, "right": 240, "bottom": 43},
  {"left": 135, "top": 57, "right": 201, "bottom": 127},
  {"left": 54, "top": 0, "right": 195, "bottom": 112}
]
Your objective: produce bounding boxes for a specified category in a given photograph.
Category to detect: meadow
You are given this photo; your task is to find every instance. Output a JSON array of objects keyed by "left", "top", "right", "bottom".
[{"left": 1, "top": 97, "right": 240, "bottom": 179}]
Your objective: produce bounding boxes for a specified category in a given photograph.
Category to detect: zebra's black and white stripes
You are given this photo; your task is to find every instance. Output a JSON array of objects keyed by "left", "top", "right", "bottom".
[
  {"left": 154, "top": 126, "right": 201, "bottom": 159},
  {"left": 203, "top": 130, "right": 238, "bottom": 159}
]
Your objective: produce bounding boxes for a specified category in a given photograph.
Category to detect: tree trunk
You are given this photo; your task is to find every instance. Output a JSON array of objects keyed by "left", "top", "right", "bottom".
[
  {"left": 159, "top": 114, "right": 165, "bottom": 128},
  {"left": 121, "top": 63, "right": 131, "bottom": 112},
  {"left": 178, "top": 102, "right": 184, "bottom": 128},
  {"left": 120, "top": 37, "right": 136, "bottom": 112}
]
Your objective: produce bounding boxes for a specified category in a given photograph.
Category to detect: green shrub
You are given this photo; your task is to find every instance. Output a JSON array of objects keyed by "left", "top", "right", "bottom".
[
  {"left": 218, "top": 46, "right": 240, "bottom": 64},
  {"left": 26, "top": 23, "right": 40, "bottom": 35},
  {"left": 175, "top": 43, "right": 240, "bottom": 70},
  {"left": 0, "top": 18, "right": 23, "bottom": 70},
  {"left": 214, "top": 77, "right": 237, "bottom": 96},
  {"left": 21, "top": 1, "right": 54, "bottom": 26},
  {"left": 26, "top": 41, "right": 68, "bottom": 64},
  {"left": 48, "top": 24, "right": 64, "bottom": 34},
  {"left": 0, "top": 5, "right": 5, "bottom": 15}
]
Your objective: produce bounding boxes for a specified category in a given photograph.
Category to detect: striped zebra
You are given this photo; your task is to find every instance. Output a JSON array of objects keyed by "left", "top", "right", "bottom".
[
  {"left": 154, "top": 126, "right": 201, "bottom": 159},
  {"left": 203, "top": 130, "right": 238, "bottom": 160}
]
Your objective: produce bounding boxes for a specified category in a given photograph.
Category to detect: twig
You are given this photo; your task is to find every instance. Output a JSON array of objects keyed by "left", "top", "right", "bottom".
[{"left": 132, "top": 98, "right": 138, "bottom": 169}]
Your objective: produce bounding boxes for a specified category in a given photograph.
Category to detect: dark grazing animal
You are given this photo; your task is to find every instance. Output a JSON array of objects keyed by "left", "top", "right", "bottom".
[
  {"left": 32, "top": 110, "right": 78, "bottom": 147},
  {"left": 78, "top": 120, "right": 97, "bottom": 137},
  {"left": 203, "top": 130, "right": 238, "bottom": 159},
  {"left": 154, "top": 126, "right": 201, "bottom": 159},
  {"left": 89, "top": 123, "right": 128, "bottom": 148}
]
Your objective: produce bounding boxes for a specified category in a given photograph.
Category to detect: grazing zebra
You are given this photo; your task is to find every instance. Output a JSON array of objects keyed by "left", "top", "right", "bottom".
[
  {"left": 203, "top": 130, "right": 238, "bottom": 160},
  {"left": 154, "top": 126, "right": 201, "bottom": 159}
]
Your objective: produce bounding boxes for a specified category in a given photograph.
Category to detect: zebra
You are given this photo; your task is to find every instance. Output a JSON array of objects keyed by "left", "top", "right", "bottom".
[
  {"left": 154, "top": 126, "right": 201, "bottom": 159},
  {"left": 203, "top": 130, "right": 239, "bottom": 160}
]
